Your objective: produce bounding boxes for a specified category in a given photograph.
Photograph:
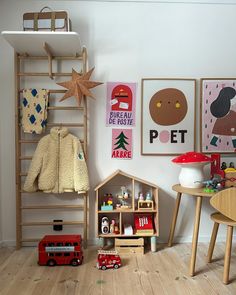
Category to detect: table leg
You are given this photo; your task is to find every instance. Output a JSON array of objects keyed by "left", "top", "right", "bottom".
[
  {"left": 168, "top": 192, "right": 182, "bottom": 247},
  {"left": 190, "top": 196, "right": 202, "bottom": 277}
]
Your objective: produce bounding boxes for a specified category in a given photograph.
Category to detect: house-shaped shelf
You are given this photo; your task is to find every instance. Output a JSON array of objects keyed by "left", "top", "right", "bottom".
[{"left": 95, "top": 170, "right": 159, "bottom": 238}]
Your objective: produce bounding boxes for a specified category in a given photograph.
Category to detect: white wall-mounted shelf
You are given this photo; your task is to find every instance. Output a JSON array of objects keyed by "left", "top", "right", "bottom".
[{"left": 1, "top": 31, "right": 82, "bottom": 56}]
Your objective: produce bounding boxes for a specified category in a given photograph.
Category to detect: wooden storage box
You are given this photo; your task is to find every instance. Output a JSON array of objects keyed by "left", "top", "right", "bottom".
[
  {"left": 138, "top": 200, "right": 154, "bottom": 210},
  {"left": 115, "top": 238, "right": 144, "bottom": 254}
]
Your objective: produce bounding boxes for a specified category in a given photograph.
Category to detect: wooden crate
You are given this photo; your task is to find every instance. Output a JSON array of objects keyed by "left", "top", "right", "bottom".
[{"left": 115, "top": 238, "right": 144, "bottom": 254}]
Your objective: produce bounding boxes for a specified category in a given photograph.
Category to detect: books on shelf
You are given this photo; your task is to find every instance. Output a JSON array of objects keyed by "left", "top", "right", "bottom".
[{"left": 134, "top": 213, "right": 153, "bottom": 234}]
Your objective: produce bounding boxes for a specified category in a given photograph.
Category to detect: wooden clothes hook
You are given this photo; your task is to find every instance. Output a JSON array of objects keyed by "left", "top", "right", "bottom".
[{"left": 43, "top": 42, "right": 53, "bottom": 79}]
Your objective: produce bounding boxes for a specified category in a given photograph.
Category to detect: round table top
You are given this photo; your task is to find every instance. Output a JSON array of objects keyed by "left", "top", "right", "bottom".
[{"left": 172, "top": 184, "right": 214, "bottom": 198}]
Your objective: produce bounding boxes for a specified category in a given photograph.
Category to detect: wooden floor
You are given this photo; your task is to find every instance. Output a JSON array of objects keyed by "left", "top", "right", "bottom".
[{"left": 0, "top": 243, "right": 236, "bottom": 295}]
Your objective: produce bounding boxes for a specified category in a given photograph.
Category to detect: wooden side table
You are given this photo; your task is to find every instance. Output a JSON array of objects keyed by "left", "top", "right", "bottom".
[{"left": 168, "top": 184, "right": 213, "bottom": 276}]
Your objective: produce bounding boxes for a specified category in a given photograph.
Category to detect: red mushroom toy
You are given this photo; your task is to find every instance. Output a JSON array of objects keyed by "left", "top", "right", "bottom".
[{"left": 172, "top": 152, "right": 212, "bottom": 188}]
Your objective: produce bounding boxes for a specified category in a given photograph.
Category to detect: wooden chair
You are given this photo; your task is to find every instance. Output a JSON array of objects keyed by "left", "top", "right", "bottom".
[{"left": 207, "top": 187, "right": 236, "bottom": 284}]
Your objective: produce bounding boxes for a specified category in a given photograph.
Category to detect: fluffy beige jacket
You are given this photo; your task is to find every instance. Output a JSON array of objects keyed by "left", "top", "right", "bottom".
[{"left": 24, "top": 127, "right": 89, "bottom": 194}]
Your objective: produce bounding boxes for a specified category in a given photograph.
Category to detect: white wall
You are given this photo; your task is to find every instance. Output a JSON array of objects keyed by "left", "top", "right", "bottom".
[{"left": 0, "top": 0, "right": 236, "bottom": 246}]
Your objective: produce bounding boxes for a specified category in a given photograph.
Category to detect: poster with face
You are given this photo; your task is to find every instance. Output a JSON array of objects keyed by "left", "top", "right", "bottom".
[
  {"left": 106, "top": 82, "right": 136, "bottom": 126},
  {"left": 112, "top": 129, "right": 132, "bottom": 159},
  {"left": 201, "top": 79, "right": 236, "bottom": 153},
  {"left": 141, "top": 79, "right": 196, "bottom": 155}
]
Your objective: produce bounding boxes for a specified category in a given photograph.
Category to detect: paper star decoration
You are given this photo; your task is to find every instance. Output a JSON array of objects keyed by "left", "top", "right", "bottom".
[{"left": 57, "top": 67, "right": 103, "bottom": 106}]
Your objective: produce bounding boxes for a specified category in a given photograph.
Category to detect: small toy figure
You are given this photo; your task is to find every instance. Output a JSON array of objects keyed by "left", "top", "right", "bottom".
[
  {"left": 123, "top": 191, "right": 129, "bottom": 199},
  {"left": 101, "top": 217, "right": 109, "bottom": 234},
  {"left": 145, "top": 192, "right": 152, "bottom": 201},
  {"left": 107, "top": 195, "right": 113, "bottom": 206},
  {"left": 114, "top": 223, "right": 120, "bottom": 234},
  {"left": 229, "top": 162, "right": 235, "bottom": 169},
  {"left": 139, "top": 193, "right": 144, "bottom": 201},
  {"left": 221, "top": 162, "right": 227, "bottom": 170},
  {"left": 117, "top": 186, "right": 131, "bottom": 208},
  {"left": 110, "top": 219, "right": 115, "bottom": 233}
]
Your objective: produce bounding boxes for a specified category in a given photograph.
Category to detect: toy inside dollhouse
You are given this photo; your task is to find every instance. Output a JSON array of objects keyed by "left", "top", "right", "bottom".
[
  {"left": 97, "top": 174, "right": 133, "bottom": 211},
  {"left": 96, "top": 171, "right": 159, "bottom": 238}
]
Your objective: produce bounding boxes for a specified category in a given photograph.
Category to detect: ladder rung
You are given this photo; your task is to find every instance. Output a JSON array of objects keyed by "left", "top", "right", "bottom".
[
  {"left": 21, "top": 221, "right": 84, "bottom": 226},
  {"left": 18, "top": 72, "right": 72, "bottom": 77},
  {"left": 19, "top": 123, "right": 84, "bottom": 128},
  {"left": 20, "top": 190, "right": 87, "bottom": 195},
  {"left": 20, "top": 172, "right": 27, "bottom": 176},
  {"left": 19, "top": 139, "right": 40, "bottom": 144},
  {"left": 20, "top": 156, "right": 32, "bottom": 160},
  {"left": 18, "top": 106, "right": 84, "bottom": 111},
  {"left": 21, "top": 205, "right": 84, "bottom": 210},
  {"left": 19, "top": 89, "right": 67, "bottom": 94},
  {"left": 47, "top": 106, "right": 84, "bottom": 111},
  {"left": 19, "top": 139, "right": 84, "bottom": 144},
  {"left": 47, "top": 123, "right": 84, "bottom": 127},
  {"left": 18, "top": 55, "right": 82, "bottom": 60},
  {"left": 21, "top": 238, "right": 41, "bottom": 242}
]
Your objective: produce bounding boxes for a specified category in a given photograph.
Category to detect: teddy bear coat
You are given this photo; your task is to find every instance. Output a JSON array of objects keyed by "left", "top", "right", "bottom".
[{"left": 23, "top": 127, "right": 89, "bottom": 194}]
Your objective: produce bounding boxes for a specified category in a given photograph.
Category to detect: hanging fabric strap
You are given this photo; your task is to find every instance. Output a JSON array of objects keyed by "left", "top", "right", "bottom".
[{"left": 33, "top": 13, "right": 38, "bottom": 31}]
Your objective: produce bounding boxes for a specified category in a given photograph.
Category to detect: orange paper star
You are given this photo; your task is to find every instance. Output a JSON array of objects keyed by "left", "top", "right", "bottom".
[{"left": 57, "top": 67, "right": 103, "bottom": 106}]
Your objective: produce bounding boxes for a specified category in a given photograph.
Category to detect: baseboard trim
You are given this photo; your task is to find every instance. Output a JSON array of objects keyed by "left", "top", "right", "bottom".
[{"left": 2, "top": 235, "right": 236, "bottom": 247}]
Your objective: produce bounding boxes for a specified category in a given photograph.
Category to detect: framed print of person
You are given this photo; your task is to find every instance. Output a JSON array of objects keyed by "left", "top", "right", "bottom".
[
  {"left": 201, "top": 78, "right": 236, "bottom": 153},
  {"left": 141, "top": 78, "right": 196, "bottom": 155}
]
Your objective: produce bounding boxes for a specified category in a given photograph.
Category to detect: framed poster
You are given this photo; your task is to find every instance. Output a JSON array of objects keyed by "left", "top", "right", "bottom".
[
  {"left": 201, "top": 78, "right": 236, "bottom": 153},
  {"left": 141, "top": 78, "right": 196, "bottom": 155}
]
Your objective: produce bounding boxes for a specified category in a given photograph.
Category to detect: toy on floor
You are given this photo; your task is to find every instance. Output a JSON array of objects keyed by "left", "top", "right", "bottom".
[
  {"left": 38, "top": 234, "right": 83, "bottom": 266},
  {"left": 97, "top": 250, "right": 122, "bottom": 270}
]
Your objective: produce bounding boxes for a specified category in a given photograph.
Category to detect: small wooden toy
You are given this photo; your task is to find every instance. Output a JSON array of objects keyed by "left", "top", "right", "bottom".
[
  {"left": 117, "top": 186, "right": 131, "bottom": 209},
  {"left": 139, "top": 193, "right": 144, "bottom": 201},
  {"left": 114, "top": 223, "right": 120, "bottom": 234},
  {"left": 101, "top": 194, "right": 113, "bottom": 211},
  {"left": 38, "top": 235, "right": 83, "bottom": 266},
  {"left": 110, "top": 219, "right": 115, "bottom": 233},
  {"left": 115, "top": 238, "right": 144, "bottom": 254},
  {"left": 101, "top": 217, "right": 109, "bottom": 234},
  {"left": 134, "top": 214, "right": 154, "bottom": 234},
  {"left": 97, "top": 250, "right": 122, "bottom": 270},
  {"left": 225, "top": 168, "right": 236, "bottom": 187},
  {"left": 145, "top": 192, "right": 152, "bottom": 201}
]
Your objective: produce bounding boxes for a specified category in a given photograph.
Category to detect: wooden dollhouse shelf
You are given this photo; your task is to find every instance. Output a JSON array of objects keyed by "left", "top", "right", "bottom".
[
  {"left": 99, "top": 232, "right": 157, "bottom": 238},
  {"left": 98, "top": 209, "right": 158, "bottom": 213},
  {"left": 1, "top": 31, "right": 82, "bottom": 56},
  {"left": 95, "top": 170, "right": 159, "bottom": 252}
]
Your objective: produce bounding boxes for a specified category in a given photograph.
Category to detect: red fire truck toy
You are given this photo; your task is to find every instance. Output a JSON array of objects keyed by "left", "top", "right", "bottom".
[
  {"left": 97, "top": 250, "right": 122, "bottom": 270},
  {"left": 38, "top": 235, "right": 83, "bottom": 266}
]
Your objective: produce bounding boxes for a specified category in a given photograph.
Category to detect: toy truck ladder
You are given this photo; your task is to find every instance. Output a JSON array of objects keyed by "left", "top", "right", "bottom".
[{"left": 98, "top": 250, "right": 118, "bottom": 255}]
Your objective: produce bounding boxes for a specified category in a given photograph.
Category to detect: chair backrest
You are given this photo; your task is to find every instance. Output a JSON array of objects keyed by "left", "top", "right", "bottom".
[{"left": 210, "top": 187, "right": 236, "bottom": 221}]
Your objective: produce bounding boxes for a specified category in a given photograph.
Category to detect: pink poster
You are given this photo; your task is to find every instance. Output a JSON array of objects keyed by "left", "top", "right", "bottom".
[
  {"left": 112, "top": 129, "right": 132, "bottom": 159},
  {"left": 201, "top": 79, "right": 236, "bottom": 153},
  {"left": 106, "top": 82, "right": 136, "bottom": 126}
]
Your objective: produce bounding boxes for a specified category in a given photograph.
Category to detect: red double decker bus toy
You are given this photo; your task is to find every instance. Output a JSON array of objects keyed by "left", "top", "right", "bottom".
[{"left": 38, "top": 235, "right": 83, "bottom": 266}]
